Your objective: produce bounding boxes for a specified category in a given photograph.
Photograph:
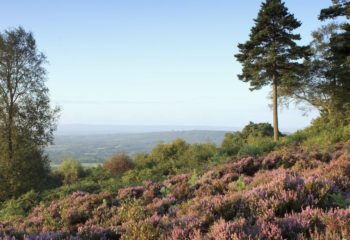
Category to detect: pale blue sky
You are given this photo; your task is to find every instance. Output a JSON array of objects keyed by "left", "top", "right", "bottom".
[{"left": 0, "top": 1, "right": 330, "bottom": 131}]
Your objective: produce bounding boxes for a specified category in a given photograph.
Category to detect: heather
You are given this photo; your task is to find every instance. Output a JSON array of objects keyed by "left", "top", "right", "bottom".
[
  {"left": 1, "top": 121, "right": 350, "bottom": 239},
  {"left": 1, "top": 140, "right": 350, "bottom": 239},
  {"left": 0, "top": 0, "right": 349, "bottom": 239}
]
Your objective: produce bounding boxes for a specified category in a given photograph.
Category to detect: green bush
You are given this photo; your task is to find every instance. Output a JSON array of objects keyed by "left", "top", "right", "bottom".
[
  {"left": 285, "top": 130, "right": 308, "bottom": 145},
  {"left": 220, "top": 122, "right": 279, "bottom": 157},
  {"left": 134, "top": 153, "right": 155, "bottom": 169},
  {"left": 84, "top": 165, "right": 111, "bottom": 182},
  {"left": 150, "top": 139, "right": 189, "bottom": 164},
  {"left": 241, "top": 121, "right": 279, "bottom": 138},
  {"left": 237, "top": 137, "right": 276, "bottom": 157},
  {"left": 120, "top": 140, "right": 218, "bottom": 186},
  {"left": 0, "top": 190, "right": 39, "bottom": 221},
  {"left": 57, "top": 159, "right": 84, "bottom": 184},
  {"left": 180, "top": 143, "right": 218, "bottom": 171},
  {"left": 221, "top": 132, "right": 244, "bottom": 155},
  {"left": 286, "top": 118, "right": 350, "bottom": 151},
  {"left": 238, "top": 145, "right": 264, "bottom": 157}
]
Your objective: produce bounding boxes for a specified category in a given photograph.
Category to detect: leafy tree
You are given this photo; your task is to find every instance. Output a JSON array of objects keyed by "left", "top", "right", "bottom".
[
  {"left": 289, "top": 24, "right": 350, "bottom": 120},
  {"left": 0, "top": 27, "right": 59, "bottom": 199},
  {"left": 288, "top": 1, "right": 350, "bottom": 122},
  {"left": 235, "top": 0, "right": 308, "bottom": 141}
]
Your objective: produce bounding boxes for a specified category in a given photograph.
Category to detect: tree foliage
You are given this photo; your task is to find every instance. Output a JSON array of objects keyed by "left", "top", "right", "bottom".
[
  {"left": 235, "top": 0, "right": 308, "bottom": 141},
  {"left": 241, "top": 121, "right": 283, "bottom": 138},
  {"left": 320, "top": 0, "right": 350, "bottom": 120},
  {"left": 286, "top": 1, "right": 350, "bottom": 123},
  {"left": 319, "top": 0, "right": 350, "bottom": 20},
  {"left": 0, "top": 27, "right": 59, "bottom": 200}
]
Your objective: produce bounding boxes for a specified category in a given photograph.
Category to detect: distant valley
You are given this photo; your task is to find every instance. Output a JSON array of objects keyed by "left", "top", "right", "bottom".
[{"left": 46, "top": 129, "right": 229, "bottom": 164}]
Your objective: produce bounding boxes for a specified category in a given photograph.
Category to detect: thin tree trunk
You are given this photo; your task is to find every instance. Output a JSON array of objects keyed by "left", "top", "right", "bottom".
[
  {"left": 8, "top": 110, "right": 13, "bottom": 162},
  {"left": 7, "top": 70, "right": 14, "bottom": 162},
  {"left": 272, "top": 75, "right": 279, "bottom": 142}
]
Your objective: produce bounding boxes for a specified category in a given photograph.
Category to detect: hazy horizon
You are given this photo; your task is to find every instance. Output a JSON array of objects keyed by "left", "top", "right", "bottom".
[
  {"left": 1, "top": 0, "right": 326, "bottom": 130},
  {"left": 55, "top": 123, "right": 238, "bottom": 135},
  {"left": 55, "top": 123, "right": 300, "bottom": 136}
]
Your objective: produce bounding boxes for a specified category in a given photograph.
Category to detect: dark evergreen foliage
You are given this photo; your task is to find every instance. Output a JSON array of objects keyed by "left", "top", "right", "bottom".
[{"left": 235, "top": 0, "right": 308, "bottom": 141}]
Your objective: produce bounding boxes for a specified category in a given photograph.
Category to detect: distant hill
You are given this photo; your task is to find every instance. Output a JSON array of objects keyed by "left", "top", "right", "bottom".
[
  {"left": 46, "top": 130, "right": 228, "bottom": 164},
  {"left": 55, "top": 124, "right": 236, "bottom": 135}
]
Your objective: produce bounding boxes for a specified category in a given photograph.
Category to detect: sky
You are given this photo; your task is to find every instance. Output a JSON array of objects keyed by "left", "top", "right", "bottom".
[{"left": 0, "top": 0, "right": 332, "bottom": 132}]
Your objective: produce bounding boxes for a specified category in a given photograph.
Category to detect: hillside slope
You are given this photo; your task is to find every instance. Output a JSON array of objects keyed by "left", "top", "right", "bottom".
[{"left": 2, "top": 142, "right": 350, "bottom": 239}]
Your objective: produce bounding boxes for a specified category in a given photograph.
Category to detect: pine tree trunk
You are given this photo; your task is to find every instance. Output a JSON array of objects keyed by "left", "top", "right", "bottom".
[{"left": 272, "top": 75, "right": 279, "bottom": 142}]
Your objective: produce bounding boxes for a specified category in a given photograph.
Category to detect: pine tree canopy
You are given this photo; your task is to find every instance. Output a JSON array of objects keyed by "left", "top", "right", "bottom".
[
  {"left": 319, "top": 0, "right": 350, "bottom": 20},
  {"left": 235, "top": 0, "right": 308, "bottom": 91}
]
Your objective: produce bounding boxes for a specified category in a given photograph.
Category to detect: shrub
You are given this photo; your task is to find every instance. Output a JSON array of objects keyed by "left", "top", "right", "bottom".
[
  {"left": 103, "top": 153, "right": 134, "bottom": 176},
  {"left": 221, "top": 122, "right": 278, "bottom": 157},
  {"left": 122, "top": 140, "right": 217, "bottom": 185},
  {"left": 57, "top": 160, "right": 84, "bottom": 184},
  {"left": 181, "top": 143, "right": 218, "bottom": 169},
  {"left": 286, "top": 119, "right": 350, "bottom": 151},
  {"left": 83, "top": 165, "right": 111, "bottom": 183},
  {"left": 151, "top": 139, "right": 189, "bottom": 164},
  {"left": 234, "top": 175, "right": 246, "bottom": 191},
  {"left": 236, "top": 137, "right": 277, "bottom": 157},
  {"left": 221, "top": 132, "right": 244, "bottom": 156},
  {"left": 121, "top": 168, "right": 163, "bottom": 186},
  {"left": 0, "top": 190, "right": 39, "bottom": 221},
  {"left": 134, "top": 153, "right": 155, "bottom": 169},
  {"left": 241, "top": 121, "right": 278, "bottom": 138},
  {"left": 238, "top": 145, "right": 264, "bottom": 157},
  {"left": 150, "top": 139, "right": 190, "bottom": 175}
]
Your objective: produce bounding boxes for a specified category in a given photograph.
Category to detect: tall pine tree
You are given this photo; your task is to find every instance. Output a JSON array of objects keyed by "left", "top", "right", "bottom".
[{"left": 235, "top": 0, "right": 308, "bottom": 141}]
